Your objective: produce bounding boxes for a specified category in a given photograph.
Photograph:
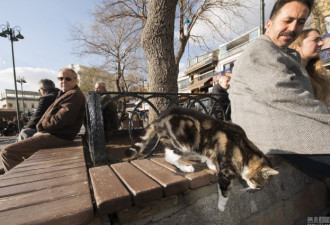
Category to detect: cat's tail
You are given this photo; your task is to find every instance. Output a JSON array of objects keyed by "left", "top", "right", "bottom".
[{"left": 127, "top": 124, "right": 157, "bottom": 161}]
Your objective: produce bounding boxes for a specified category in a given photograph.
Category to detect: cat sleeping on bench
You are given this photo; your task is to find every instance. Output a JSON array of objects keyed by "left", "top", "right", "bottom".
[{"left": 129, "top": 107, "right": 278, "bottom": 211}]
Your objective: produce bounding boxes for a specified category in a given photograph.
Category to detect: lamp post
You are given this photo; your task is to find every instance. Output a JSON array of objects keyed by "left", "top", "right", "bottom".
[
  {"left": 17, "top": 77, "right": 27, "bottom": 115},
  {"left": 141, "top": 76, "right": 147, "bottom": 110},
  {"left": 0, "top": 22, "right": 24, "bottom": 131},
  {"left": 260, "top": 0, "right": 265, "bottom": 34}
]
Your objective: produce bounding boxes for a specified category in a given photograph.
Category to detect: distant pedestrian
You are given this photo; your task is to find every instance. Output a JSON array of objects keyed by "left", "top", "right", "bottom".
[
  {"left": 212, "top": 75, "right": 231, "bottom": 121},
  {"left": 94, "top": 81, "right": 119, "bottom": 136}
]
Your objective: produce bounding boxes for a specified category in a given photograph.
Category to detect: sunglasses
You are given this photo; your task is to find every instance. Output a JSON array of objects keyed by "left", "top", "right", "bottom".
[{"left": 57, "top": 77, "right": 74, "bottom": 82}]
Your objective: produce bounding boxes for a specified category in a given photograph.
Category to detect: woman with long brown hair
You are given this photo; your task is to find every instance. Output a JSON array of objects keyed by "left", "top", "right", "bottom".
[{"left": 290, "top": 28, "right": 330, "bottom": 106}]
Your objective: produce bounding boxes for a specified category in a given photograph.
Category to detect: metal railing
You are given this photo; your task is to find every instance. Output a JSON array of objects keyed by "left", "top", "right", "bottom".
[{"left": 85, "top": 92, "right": 229, "bottom": 166}]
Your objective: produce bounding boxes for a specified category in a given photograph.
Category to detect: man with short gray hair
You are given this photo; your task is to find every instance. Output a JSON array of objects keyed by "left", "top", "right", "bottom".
[
  {"left": 17, "top": 79, "right": 59, "bottom": 141},
  {"left": 212, "top": 75, "right": 231, "bottom": 121}
]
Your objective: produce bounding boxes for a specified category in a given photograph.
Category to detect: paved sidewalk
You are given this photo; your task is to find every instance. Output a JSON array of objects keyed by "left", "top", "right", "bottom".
[{"left": 0, "top": 136, "right": 17, "bottom": 149}]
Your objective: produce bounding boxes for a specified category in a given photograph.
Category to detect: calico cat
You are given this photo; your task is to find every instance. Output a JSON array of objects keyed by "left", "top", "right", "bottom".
[{"left": 130, "top": 107, "right": 278, "bottom": 211}]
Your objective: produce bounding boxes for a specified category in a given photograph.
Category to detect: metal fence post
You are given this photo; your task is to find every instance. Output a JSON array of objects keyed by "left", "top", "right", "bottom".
[{"left": 87, "top": 92, "right": 108, "bottom": 166}]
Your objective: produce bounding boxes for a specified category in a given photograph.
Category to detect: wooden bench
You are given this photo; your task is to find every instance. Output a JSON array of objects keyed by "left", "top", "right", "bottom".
[
  {"left": 0, "top": 139, "right": 94, "bottom": 225},
  {"left": 89, "top": 157, "right": 218, "bottom": 217}
]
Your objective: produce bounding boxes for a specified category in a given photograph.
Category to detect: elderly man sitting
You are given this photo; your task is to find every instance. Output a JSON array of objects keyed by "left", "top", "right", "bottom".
[
  {"left": 17, "top": 79, "right": 59, "bottom": 141},
  {"left": 0, "top": 68, "right": 86, "bottom": 173}
]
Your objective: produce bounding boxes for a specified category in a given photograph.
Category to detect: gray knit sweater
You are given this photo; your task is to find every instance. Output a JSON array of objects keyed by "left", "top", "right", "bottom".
[{"left": 230, "top": 35, "right": 330, "bottom": 155}]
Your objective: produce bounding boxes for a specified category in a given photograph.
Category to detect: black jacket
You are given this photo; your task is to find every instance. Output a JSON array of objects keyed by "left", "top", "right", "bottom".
[
  {"left": 27, "top": 88, "right": 59, "bottom": 129},
  {"left": 211, "top": 83, "right": 231, "bottom": 120}
]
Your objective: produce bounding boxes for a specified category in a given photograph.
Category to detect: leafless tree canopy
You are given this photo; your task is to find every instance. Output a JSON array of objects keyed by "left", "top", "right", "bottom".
[
  {"left": 70, "top": 0, "right": 250, "bottom": 93},
  {"left": 91, "top": 0, "right": 249, "bottom": 68},
  {"left": 71, "top": 4, "right": 146, "bottom": 92}
]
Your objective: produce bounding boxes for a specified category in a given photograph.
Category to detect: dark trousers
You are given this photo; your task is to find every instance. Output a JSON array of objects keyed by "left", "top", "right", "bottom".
[{"left": 0, "top": 133, "right": 73, "bottom": 172}]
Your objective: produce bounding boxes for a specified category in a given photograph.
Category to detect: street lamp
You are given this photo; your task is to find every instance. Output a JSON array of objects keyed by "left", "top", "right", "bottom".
[
  {"left": 0, "top": 22, "right": 24, "bottom": 131},
  {"left": 141, "top": 77, "right": 148, "bottom": 92},
  {"left": 260, "top": 0, "right": 265, "bottom": 34},
  {"left": 141, "top": 76, "right": 148, "bottom": 110},
  {"left": 17, "top": 77, "right": 27, "bottom": 115}
]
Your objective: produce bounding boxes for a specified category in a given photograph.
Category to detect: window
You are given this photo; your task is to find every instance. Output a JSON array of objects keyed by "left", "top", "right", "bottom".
[
  {"left": 223, "top": 61, "right": 235, "bottom": 71},
  {"left": 178, "top": 79, "right": 189, "bottom": 90},
  {"left": 249, "top": 29, "right": 259, "bottom": 41}
]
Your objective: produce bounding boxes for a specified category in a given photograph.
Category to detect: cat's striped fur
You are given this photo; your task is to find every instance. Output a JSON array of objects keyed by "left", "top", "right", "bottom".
[{"left": 130, "top": 107, "right": 278, "bottom": 211}]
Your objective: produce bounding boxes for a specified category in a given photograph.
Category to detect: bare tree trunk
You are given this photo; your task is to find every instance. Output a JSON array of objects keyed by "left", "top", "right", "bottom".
[{"left": 141, "top": 0, "right": 178, "bottom": 119}]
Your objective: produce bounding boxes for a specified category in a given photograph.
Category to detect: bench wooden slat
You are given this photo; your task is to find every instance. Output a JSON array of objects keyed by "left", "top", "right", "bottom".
[
  {"left": 0, "top": 166, "right": 86, "bottom": 187},
  {"left": 30, "top": 146, "right": 83, "bottom": 156},
  {"left": 0, "top": 139, "right": 94, "bottom": 225},
  {"left": 150, "top": 157, "right": 215, "bottom": 189},
  {"left": 0, "top": 171, "right": 87, "bottom": 198},
  {"left": 13, "top": 157, "right": 84, "bottom": 169},
  {"left": 7, "top": 158, "right": 85, "bottom": 174},
  {"left": 150, "top": 157, "right": 179, "bottom": 172},
  {"left": 131, "top": 159, "right": 189, "bottom": 196},
  {"left": 0, "top": 181, "right": 90, "bottom": 212},
  {"left": 89, "top": 165, "right": 132, "bottom": 216},
  {"left": 111, "top": 162, "right": 163, "bottom": 205},
  {"left": 23, "top": 151, "right": 84, "bottom": 161},
  {"left": 0, "top": 162, "right": 86, "bottom": 180},
  {"left": 0, "top": 193, "right": 93, "bottom": 225},
  {"left": 178, "top": 158, "right": 217, "bottom": 188}
]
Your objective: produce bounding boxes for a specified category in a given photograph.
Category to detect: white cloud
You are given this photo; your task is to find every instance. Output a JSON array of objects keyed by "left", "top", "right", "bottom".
[
  {"left": 179, "top": 62, "right": 185, "bottom": 70},
  {"left": 0, "top": 67, "right": 58, "bottom": 93},
  {"left": 0, "top": 57, "right": 6, "bottom": 67}
]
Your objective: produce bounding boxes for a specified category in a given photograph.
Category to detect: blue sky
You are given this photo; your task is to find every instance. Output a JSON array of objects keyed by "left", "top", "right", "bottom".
[
  {"left": 0, "top": 0, "right": 275, "bottom": 95},
  {"left": 0, "top": 0, "right": 101, "bottom": 93}
]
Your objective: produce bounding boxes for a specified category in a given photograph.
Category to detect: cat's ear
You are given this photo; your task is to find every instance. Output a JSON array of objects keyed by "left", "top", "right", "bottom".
[{"left": 261, "top": 167, "right": 279, "bottom": 177}]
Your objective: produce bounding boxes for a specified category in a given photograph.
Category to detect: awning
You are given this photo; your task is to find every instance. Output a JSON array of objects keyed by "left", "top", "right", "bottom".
[
  {"left": 186, "top": 77, "right": 212, "bottom": 91},
  {"left": 212, "top": 67, "right": 233, "bottom": 76}
]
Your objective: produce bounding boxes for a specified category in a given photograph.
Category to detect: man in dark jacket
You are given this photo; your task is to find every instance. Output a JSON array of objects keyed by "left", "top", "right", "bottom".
[
  {"left": 1, "top": 68, "right": 86, "bottom": 172},
  {"left": 211, "top": 75, "right": 231, "bottom": 121},
  {"left": 17, "top": 79, "right": 59, "bottom": 140},
  {"left": 94, "top": 81, "right": 119, "bottom": 136}
]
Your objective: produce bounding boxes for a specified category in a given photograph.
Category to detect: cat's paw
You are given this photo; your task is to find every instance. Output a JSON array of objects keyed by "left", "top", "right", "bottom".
[
  {"left": 217, "top": 195, "right": 228, "bottom": 212},
  {"left": 218, "top": 203, "right": 226, "bottom": 212},
  {"left": 179, "top": 165, "right": 195, "bottom": 173},
  {"left": 206, "top": 161, "right": 217, "bottom": 171}
]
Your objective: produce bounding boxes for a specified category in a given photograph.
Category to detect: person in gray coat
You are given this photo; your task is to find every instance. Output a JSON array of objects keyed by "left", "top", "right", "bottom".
[
  {"left": 229, "top": 0, "right": 330, "bottom": 175},
  {"left": 17, "top": 79, "right": 59, "bottom": 141}
]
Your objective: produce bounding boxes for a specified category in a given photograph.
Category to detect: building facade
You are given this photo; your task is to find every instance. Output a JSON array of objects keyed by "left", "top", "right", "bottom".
[
  {"left": 179, "top": 27, "right": 261, "bottom": 93},
  {"left": 180, "top": 51, "right": 218, "bottom": 93},
  {"left": 0, "top": 89, "right": 40, "bottom": 114}
]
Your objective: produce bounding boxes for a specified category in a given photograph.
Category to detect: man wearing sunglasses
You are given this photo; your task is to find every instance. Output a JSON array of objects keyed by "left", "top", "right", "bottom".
[
  {"left": 0, "top": 68, "right": 86, "bottom": 173},
  {"left": 17, "top": 79, "right": 59, "bottom": 141}
]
